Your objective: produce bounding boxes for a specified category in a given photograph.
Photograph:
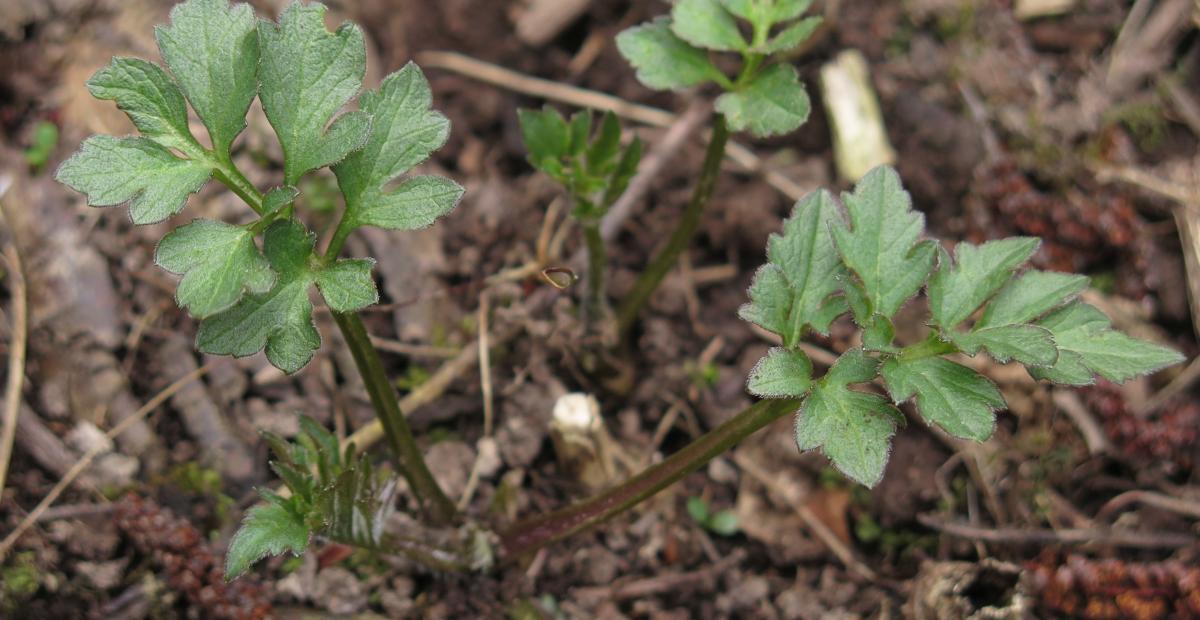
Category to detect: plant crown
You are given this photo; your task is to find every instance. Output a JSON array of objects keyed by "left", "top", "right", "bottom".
[
  {"left": 616, "top": 0, "right": 822, "bottom": 137},
  {"left": 742, "top": 166, "right": 1185, "bottom": 486},
  {"left": 55, "top": 0, "right": 463, "bottom": 375}
]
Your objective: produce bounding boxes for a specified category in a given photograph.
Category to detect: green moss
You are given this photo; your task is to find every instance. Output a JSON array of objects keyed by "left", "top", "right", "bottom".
[{"left": 1, "top": 552, "right": 41, "bottom": 611}]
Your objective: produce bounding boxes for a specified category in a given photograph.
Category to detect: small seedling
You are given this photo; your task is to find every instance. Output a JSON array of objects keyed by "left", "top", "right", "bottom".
[
  {"left": 519, "top": 108, "right": 642, "bottom": 327},
  {"left": 741, "top": 166, "right": 1184, "bottom": 486},
  {"left": 686, "top": 496, "right": 740, "bottom": 536},
  {"left": 23, "top": 120, "right": 59, "bottom": 172}
]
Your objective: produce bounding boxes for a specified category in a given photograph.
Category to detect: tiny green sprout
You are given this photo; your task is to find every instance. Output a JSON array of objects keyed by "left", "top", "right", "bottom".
[
  {"left": 617, "top": 0, "right": 821, "bottom": 137},
  {"left": 23, "top": 121, "right": 59, "bottom": 172},
  {"left": 742, "top": 165, "right": 1184, "bottom": 487},
  {"left": 686, "top": 496, "right": 740, "bottom": 536}
]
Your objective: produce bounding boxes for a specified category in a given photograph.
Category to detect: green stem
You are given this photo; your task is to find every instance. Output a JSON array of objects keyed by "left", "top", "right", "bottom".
[
  {"left": 582, "top": 220, "right": 607, "bottom": 322},
  {"left": 211, "top": 154, "right": 266, "bottom": 215},
  {"left": 615, "top": 114, "right": 730, "bottom": 337},
  {"left": 499, "top": 398, "right": 798, "bottom": 558},
  {"left": 331, "top": 311, "right": 458, "bottom": 526},
  {"left": 323, "top": 213, "right": 356, "bottom": 262}
]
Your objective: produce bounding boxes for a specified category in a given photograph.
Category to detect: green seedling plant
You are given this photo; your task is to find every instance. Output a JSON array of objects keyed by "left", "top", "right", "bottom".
[
  {"left": 686, "top": 495, "right": 740, "bottom": 536},
  {"left": 612, "top": 0, "right": 822, "bottom": 336},
  {"left": 53, "top": 0, "right": 1185, "bottom": 589},
  {"left": 518, "top": 108, "right": 643, "bottom": 331},
  {"left": 55, "top": 0, "right": 464, "bottom": 576}
]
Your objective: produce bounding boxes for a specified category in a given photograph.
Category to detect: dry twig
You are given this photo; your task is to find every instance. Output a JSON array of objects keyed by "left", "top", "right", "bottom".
[
  {"left": 918, "top": 514, "right": 1197, "bottom": 549},
  {"left": 0, "top": 187, "right": 28, "bottom": 493}
]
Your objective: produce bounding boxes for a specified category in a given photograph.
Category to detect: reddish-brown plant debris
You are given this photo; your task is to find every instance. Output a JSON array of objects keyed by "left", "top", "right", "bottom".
[
  {"left": 968, "top": 159, "right": 1148, "bottom": 296},
  {"left": 1028, "top": 554, "right": 1200, "bottom": 620},
  {"left": 113, "top": 494, "right": 272, "bottom": 620},
  {"left": 1083, "top": 380, "right": 1198, "bottom": 474}
]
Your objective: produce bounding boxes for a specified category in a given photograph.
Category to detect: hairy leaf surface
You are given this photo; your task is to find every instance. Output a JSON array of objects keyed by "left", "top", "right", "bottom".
[
  {"left": 928, "top": 238, "right": 1038, "bottom": 329},
  {"left": 747, "top": 348, "right": 812, "bottom": 397},
  {"left": 225, "top": 501, "right": 309, "bottom": 579},
  {"left": 951, "top": 324, "right": 1058, "bottom": 366},
  {"left": 795, "top": 350, "right": 899, "bottom": 487},
  {"left": 977, "top": 270, "right": 1089, "bottom": 329},
  {"left": 740, "top": 189, "right": 846, "bottom": 344},
  {"left": 87, "top": 57, "right": 199, "bottom": 153},
  {"left": 155, "top": 0, "right": 259, "bottom": 157},
  {"left": 334, "top": 63, "right": 462, "bottom": 232},
  {"left": 156, "top": 219, "right": 275, "bottom": 318},
  {"left": 832, "top": 166, "right": 935, "bottom": 320},
  {"left": 258, "top": 1, "right": 371, "bottom": 185},
  {"left": 671, "top": 0, "right": 746, "bottom": 51},
  {"left": 881, "top": 355, "right": 1003, "bottom": 441},
  {"left": 716, "top": 64, "right": 811, "bottom": 138},
  {"left": 1030, "top": 302, "right": 1184, "bottom": 385},
  {"left": 616, "top": 18, "right": 724, "bottom": 91},
  {"left": 55, "top": 136, "right": 211, "bottom": 225}
]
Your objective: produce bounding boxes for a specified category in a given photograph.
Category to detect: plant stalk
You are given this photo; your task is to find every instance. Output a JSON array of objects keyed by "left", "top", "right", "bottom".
[
  {"left": 499, "top": 397, "right": 798, "bottom": 558},
  {"left": 332, "top": 311, "right": 458, "bottom": 526},
  {"left": 582, "top": 220, "right": 607, "bottom": 323},
  {"left": 615, "top": 114, "right": 730, "bottom": 337}
]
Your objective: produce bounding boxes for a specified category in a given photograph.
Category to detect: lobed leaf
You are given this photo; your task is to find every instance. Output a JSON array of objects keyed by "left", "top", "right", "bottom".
[
  {"left": 881, "top": 355, "right": 1003, "bottom": 442},
  {"left": 763, "top": 16, "right": 822, "bottom": 53},
  {"left": 795, "top": 350, "right": 900, "bottom": 487},
  {"left": 716, "top": 64, "right": 811, "bottom": 138},
  {"left": 927, "top": 237, "right": 1039, "bottom": 329},
  {"left": 671, "top": 0, "right": 746, "bottom": 52},
  {"left": 86, "top": 57, "right": 199, "bottom": 153},
  {"left": 518, "top": 107, "right": 570, "bottom": 172},
  {"left": 740, "top": 189, "right": 847, "bottom": 344},
  {"left": 334, "top": 63, "right": 462, "bottom": 233},
  {"left": 616, "top": 18, "right": 725, "bottom": 91},
  {"left": 976, "top": 270, "right": 1089, "bottom": 329},
  {"left": 258, "top": 1, "right": 371, "bottom": 185},
  {"left": 155, "top": 0, "right": 259, "bottom": 157},
  {"left": 315, "top": 258, "right": 378, "bottom": 313},
  {"left": 747, "top": 347, "right": 813, "bottom": 397},
  {"left": 1030, "top": 301, "right": 1184, "bottom": 385},
  {"left": 225, "top": 501, "right": 309, "bottom": 579},
  {"left": 950, "top": 324, "right": 1058, "bottom": 367},
  {"left": 155, "top": 219, "right": 275, "bottom": 318},
  {"left": 55, "top": 136, "right": 211, "bottom": 225},
  {"left": 832, "top": 166, "right": 935, "bottom": 320}
]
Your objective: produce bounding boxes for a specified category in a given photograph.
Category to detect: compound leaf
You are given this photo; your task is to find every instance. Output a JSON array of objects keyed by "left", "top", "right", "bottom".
[
  {"left": 770, "top": 0, "right": 815, "bottom": 22},
  {"left": 86, "top": 57, "right": 199, "bottom": 153},
  {"left": 334, "top": 63, "right": 461, "bottom": 232},
  {"left": 977, "top": 270, "right": 1089, "bottom": 329},
  {"left": 258, "top": 1, "right": 371, "bottom": 185},
  {"left": 748, "top": 347, "right": 812, "bottom": 397},
  {"left": 156, "top": 219, "right": 275, "bottom": 318},
  {"left": 1030, "top": 301, "right": 1183, "bottom": 385},
  {"left": 55, "top": 136, "right": 211, "bottom": 225},
  {"left": 671, "top": 0, "right": 746, "bottom": 52},
  {"left": 881, "top": 355, "right": 1003, "bottom": 441},
  {"left": 315, "top": 258, "right": 377, "bottom": 313},
  {"left": 795, "top": 350, "right": 900, "bottom": 487},
  {"left": 951, "top": 324, "right": 1058, "bottom": 366},
  {"left": 928, "top": 237, "right": 1039, "bottom": 329},
  {"left": 616, "top": 18, "right": 725, "bottom": 91},
  {"left": 225, "top": 501, "right": 309, "bottom": 579},
  {"left": 197, "top": 220, "right": 320, "bottom": 374},
  {"left": 155, "top": 0, "right": 259, "bottom": 157},
  {"left": 716, "top": 63, "right": 811, "bottom": 138},
  {"left": 832, "top": 166, "right": 935, "bottom": 320},
  {"left": 740, "top": 189, "right": 847, "bottom": 344}
]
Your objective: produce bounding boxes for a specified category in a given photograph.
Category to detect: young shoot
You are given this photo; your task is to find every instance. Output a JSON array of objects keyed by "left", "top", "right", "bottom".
[{"left": 519, "top": 108, "right": 643, "bottom": 329}]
